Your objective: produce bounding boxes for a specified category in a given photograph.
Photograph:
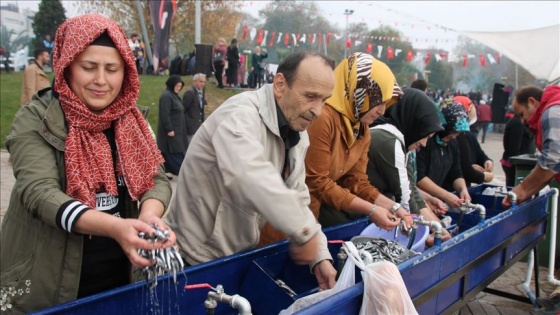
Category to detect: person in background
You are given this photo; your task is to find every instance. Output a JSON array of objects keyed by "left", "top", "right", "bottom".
[
  {"left": 43, "top": 34, "right": 54, "bottom": 67},
  {"left": 410, "top": 79, "right": 428, "bottom": 92},
  {"left": 226, "top": 38, "right": 240, "bottom": 88},
  {"left": 128, "top": 33, "right": 143, "bottom": 75},
  {"left": 157, "top": 75, "right": 188, "bottom": 177},
  {"left": 476, "top": 99, "right": 492, "bottom": 143},
  {"left": 0, "top": 45, "right": 9, "bottom": 73},
  {"left": 20, "top": 48, "right": 51, "bottom": 106},
  {"left": 454, "top": 95, "right": 494, "bottom": 187},
  {"left": 1, "top": 14, "right": 175, "bottom": 313},
  {"left": 212, "top": 38, "right": 227, "bottom": 88},
  {"left": 501, "top": 114, "right": 535, "bottom": 187},
  {"left": 502, "top": 85, "right": 560, "bottom": 314},
  {"left": 251, "top": 45, "right": 268, "bottom": 89},
  {"left": 301, "top": 52, "right": 411, "bottom": 231},
  {"left": 416, "top": 99, "right": 472, "bottom": 208},
  {"left": 165, "top": 51, "right": 338, "bottom": 290},
  {"left": 183, "top": 73, "right": 207, "bottom": 144},
  {"left": 367, "top": 88, "right": 451, "bottom": 245}
]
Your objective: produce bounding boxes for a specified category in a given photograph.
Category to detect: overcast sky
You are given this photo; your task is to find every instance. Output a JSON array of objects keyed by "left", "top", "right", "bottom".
[{"left": 4, "top": 0, "right": 559, "bottom": 51}]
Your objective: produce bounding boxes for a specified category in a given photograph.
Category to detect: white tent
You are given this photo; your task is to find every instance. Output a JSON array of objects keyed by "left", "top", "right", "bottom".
[{"left": 459, "top": 25, "right": 560, "bottom": 82}]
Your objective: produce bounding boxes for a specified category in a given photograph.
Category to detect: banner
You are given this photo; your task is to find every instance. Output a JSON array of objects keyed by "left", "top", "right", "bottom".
[{"left": 149, "top": 0, "right": 177, "bottom": 74}]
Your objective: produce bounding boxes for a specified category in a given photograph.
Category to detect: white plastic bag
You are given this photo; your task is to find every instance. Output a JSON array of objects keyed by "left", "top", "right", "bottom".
[
  {"left": 280, "top": 242, "right": 417, "bottom": 314},
  {"left": 279, "top": 243, "right": 358, "bottom": 314}
]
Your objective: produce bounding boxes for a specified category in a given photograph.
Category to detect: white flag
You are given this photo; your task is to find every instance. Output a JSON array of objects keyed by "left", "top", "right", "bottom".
[{"left": 377, "top": 45, "right": 383, "bottom": 58}]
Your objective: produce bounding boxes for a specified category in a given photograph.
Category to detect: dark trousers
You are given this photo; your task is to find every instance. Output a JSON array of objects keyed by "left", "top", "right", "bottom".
[
  {"left": 253, "top": 71, "right": 264, "bottom": 89},
  {"left": 479, "top": 122, "right": 490, "bottom": 143},
  {"left": 502, "top": 164, "right": 516, "bottom": 187},
  {"left": 214, "top": 64, "right": 225, "bottom": 88},
  {"left": 162, "top": 152, "right": 185, "bottom": 175}
]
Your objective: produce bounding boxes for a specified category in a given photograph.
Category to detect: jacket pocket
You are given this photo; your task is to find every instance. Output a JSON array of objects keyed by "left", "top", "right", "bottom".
[
  {"left": 1, "top": 252, "right": 34, "bottom": 313},
  {"left": 198, "top": 200, "right": 259, "bottom": 259}
]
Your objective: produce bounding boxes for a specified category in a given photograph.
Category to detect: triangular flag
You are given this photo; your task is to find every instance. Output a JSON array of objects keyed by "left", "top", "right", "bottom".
[
  {"left": 395, "top": 48, "right": 402, "bottom": 57},
  {"left": 346, "top": 38, "right": 352, "bottom": 48},
  {"left": 495, "top": 53, "right": 501, "bottom": 64},
  {"left": 312, "top": 33, "right": 316, "bottom": 44},
  {"left": 354, "top": 40, "right": 362, "bottom": 47},
  {"left": 479, "top": 54, "right": 486, "bottom": 67},
  {"left": 435, "top": 54, "right": 442, "bottom": 62},
  {"left": 326, "top": 33, "right": 332, "bottom": 44},
  {"left": 277, "top": 32, "right": 283, "bottom": 43},
  {"left": 333, "top": 33, "right": 342, "bottom": 40},
  {"left": 467, "top": 54, "right": 475, "bottom": 59},
  {"left": 300, "top": 34, "right": 306, "bottom": 43},
  {"left": 284, "top": 33, "right": 289, "bottom": 46},
  {"left": 377, "top": 45, "right": 383, "bottom": 58},
  {"left": 269, "top": 31, "right": 276, "bottom": 47},
  {"left": 260, "top": 30, "right": 268, "bottom": 46},
  {"left": 387, "top": 46, "right": 394, "bottom": 60},
  {"left": 242, "top": 25, "right": 248, "bottom": 40},
  {"left": 406, "top": 50, "right": 413, "bottom": 61},
  {"left": 318, "top": 34, "right": 323, "bottom": 44},
  {"left": 487, "top": 53, "right": 496, "bottom": 64},
  {"left": 424, "top": 53, "right": 431, "bottom": 65},
  {"left": 292, "top": 33, "right": 297, "bottom": 46},
  {"left": 249, "top": 27, "right": 257, "bottom": 41},
  {"left": 366, "top": 43, "right": 373, "bottom": 54},
  {"left": 462, "top": 54, "right": 467, "bottom": 68}
]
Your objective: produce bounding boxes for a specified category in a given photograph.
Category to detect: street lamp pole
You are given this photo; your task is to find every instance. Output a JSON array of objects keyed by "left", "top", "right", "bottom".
[{"left": 344, "top": 9, "right": 354, "bottom": 58}]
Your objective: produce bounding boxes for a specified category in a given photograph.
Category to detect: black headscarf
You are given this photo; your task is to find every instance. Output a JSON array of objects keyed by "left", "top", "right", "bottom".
[
  {"left": 372, "top": 88, "right": 443, "bottom": 148},
  {"left": 165, "top": 74, "right": 184, "bottom": 93}
]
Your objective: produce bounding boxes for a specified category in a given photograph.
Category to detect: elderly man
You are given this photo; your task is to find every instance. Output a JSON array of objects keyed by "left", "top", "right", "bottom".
[
  {"left": 183, "top": 73, "right": 208, "bottom": 144},
  {"left": 21, "top": 48, "right": 51, "bottom": 106},
  {"left": 502, "top": 85, "right": 560, "bottom": 314},
  {"left": 165, "top": 51, "right": 337, "bottom": 290}
]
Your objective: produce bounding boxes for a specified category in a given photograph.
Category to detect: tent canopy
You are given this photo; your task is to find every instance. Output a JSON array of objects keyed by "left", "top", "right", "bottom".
[{"left": 459, "top": 25, "right": 560, "bottom": 82}]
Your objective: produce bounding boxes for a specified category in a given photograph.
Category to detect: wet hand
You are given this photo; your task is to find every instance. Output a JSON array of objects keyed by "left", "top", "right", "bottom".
[
  {"left": 313, "top": 260, "right": 336, "bottom": 290},
  {"left": 369, "top": 206, "right": 400, "bottom": 231}
]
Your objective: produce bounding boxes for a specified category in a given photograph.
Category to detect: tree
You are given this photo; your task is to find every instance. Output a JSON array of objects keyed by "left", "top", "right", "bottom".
[
  {"left": 1, "top": 26, "right": 30, "bottom": 53},
  {"left": 425, "top": 57, "right": 453, "bottom": 90},
  {"left": 78, "top": 0, "right": 245, "bottom": 56},
  {"left": 32, "top": 0, "right": 67, "bottom": 50},
  {"left": 257, "top": 0, "right": 338, "bottom": 63}
]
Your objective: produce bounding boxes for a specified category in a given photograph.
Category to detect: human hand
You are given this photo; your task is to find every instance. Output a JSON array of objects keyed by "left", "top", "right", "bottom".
[
  {"left": 312, "top": 260, "right": 337, "bottom": 290},
  {"left": 369, "top": 206, "right": 400, "bottom": 231},
  {"left": 459, "top": 190, "right": 471, "bottom": 205},
  {"left": 108, "top": 218, "right": 165, "bottom": 268},
  {"left": 501, "top": 186, "right": 530, "bottom": 209},
  {"left": 138, "top": 213, "right": 177, "bottom": 249},
  {"left": 442, "top": 192, "right": 464, "bottom": 208},
  {"left": 484, "top": 160, "right": 494, "bottom": 172},
  {"left": 483, "top": 172, "right": 494, "bottom": 183},
  {"left": 167, "top": 131, "right": 175, "bottom": 137},
  {"left": 426, "top": 196, "right": 448, "bottom": 216},
  {"left": 289, "top": 234, "right": 319, "bottom": 265},
  {"left": 472, "top": 164, "right": 485, "bottom": 173},
  {"left": 395, "top": 208, "right": 413, "bottom": 229}
]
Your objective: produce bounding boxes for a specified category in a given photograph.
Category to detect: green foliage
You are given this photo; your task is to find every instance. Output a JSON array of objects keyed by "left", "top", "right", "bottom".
[
  {"left": 0, "top": 72, "right": 239, "bottom": 149},
  {"left": 0, "top": 26, "right": 30, "bottom": 54},
  {"left": 425, "top": 57, "right": 453, "bottom": 90},
  {"left": 32, "top": 0, "right": 67, "bottom": 49}
]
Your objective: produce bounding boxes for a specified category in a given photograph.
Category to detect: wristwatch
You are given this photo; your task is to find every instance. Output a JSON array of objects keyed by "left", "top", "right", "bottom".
[{"left": 390, "top": 203, "right": 402, "bottom": 215}]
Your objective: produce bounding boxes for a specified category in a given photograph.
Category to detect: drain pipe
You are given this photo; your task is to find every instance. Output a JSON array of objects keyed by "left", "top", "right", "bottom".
[
  {"left": 415, "top": 219, "right": 443, "bottom": 246},
  {"left": 547, "top": 188, "right": 560, "bottom": 286},
  {"left": 522, "top": 250, "right": 537, "bottom": 305},
  {"left": 207, "top": 285, "right": 252, "bottom": 315}
]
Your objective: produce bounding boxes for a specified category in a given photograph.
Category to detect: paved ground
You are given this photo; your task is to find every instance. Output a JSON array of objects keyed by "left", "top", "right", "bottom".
[{"left": 0, "top": 129, "right": 557, "bottom": 313}]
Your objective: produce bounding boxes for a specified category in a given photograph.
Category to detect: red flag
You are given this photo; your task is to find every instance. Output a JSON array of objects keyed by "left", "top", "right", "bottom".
[
  {"left": 440, "top": 53, "right": 448, "bottom": 59},
  {"left": 366, "top": 43, "right": 373, "bottom": 54},
  {"left": 327, "top": 33, "right": 332, "bottom": 44},
  {"left": 269, "top": 31, "right": 276, "bottom": 47},
  {"left": 346, "top": 38, "right": 352, "bottom": 48},
  {"left": 318, "top": 34, "right": 323, "bottom": 44},
  {"left": 462, "top": 54, "right": 467, "bottom": 68},
  {"left": 284, "top": 33, "right": 289, "bottom": 46},
  {"left": 242, "top": 25, "right": 248, "bottom": 40},
  {"left": 479, "top": 54, "right": 486, "bottom": 67},
  {"left": 495, "top": 53, "right": 501, "bottom": 64},
  {"left": 424, "top": 53, "right": 431, "bottom": 65},
  {"left": 308, "top": 34, "right": 313, "bottom": 43},
  {"left": 406, "top": 50, "right": 413, "bottom": 61},
  {"left": 387, "top": 46, "right": 394, "bottom": 60},
  {"left": 296, "top": 33, "right": 301, "bottom": 42},
  {"left": 256, "top": 29, "right": 264, "bottom": 45}
]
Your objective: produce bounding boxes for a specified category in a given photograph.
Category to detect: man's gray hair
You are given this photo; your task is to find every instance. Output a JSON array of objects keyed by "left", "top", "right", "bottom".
[{"left": 193, "top": 73, "right": 206, "bottom": 81}]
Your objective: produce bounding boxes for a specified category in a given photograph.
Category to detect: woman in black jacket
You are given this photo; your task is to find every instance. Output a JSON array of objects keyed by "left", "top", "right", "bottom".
[{"left": 226, "top": 38, "right": 240, "bottom": 88}]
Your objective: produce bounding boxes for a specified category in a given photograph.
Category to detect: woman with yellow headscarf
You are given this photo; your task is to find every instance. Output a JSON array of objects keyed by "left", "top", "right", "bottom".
[{"left": 305, "top": 52, "right": 412, "bottom": 229}]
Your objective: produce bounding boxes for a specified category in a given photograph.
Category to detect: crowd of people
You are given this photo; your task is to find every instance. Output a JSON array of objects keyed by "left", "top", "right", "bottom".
[{"left": 2, "top": 13, "right": 560, "bottom": 315}]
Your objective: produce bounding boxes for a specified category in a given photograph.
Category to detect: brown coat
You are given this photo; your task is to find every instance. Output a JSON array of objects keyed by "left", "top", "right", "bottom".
[
  {"left": 305, "top": 105, "right": 380, "bottom": 218},
  {"left": 21, "top": 62, "right": 50, "bottom": 106}
]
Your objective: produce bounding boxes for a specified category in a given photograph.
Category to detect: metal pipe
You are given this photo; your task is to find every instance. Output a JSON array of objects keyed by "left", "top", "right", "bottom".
[
  {"left": 195, "top": 0, "right": 201, "bottom": 44},
  {"left": 336, "top": 247, "right": 348, "bottom": 279},
  {"left": 508, "top": 191, "right": 518, "bottom": 208},
  {"left": 547, "top": 188, "right": 560, "bottom": 286},
  {"left": 207, "top": 291, "right": 252, "bottom": 315},
  {"left": 522, "top": 250, "right": 537, "bottom": 304},
  {"left": 416, "top": 219, "right": 443, "bottom": 246},
  {"left": 135, "top": 0, "right": 153, "bottom": 68},
  {"left": 472, "top": 203, "right": 486, "bottom": 224}
]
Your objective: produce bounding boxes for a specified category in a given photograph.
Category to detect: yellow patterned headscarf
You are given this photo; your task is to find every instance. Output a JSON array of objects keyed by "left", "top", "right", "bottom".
[{"left": 327, "top": 52, "right": 402, "bottom": 147}]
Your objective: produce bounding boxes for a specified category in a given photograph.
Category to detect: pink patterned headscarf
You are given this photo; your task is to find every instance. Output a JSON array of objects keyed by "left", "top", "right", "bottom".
[{"left": 53, "top": 14, "right": 164, "bottom": 207}]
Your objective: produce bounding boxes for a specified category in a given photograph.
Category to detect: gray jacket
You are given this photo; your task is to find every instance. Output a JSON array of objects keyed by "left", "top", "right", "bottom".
[
  {"left": 1, "top": 89, "right": 171, "bottom": 314},
  {"left": 165, "top": 84, "right": 331, "bottom": 267}
]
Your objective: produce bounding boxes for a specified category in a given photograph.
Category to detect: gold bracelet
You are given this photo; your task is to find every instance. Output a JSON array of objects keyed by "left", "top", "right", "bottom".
[{"left": 368, "top": 204, "right": 378, "bottom": 218}]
